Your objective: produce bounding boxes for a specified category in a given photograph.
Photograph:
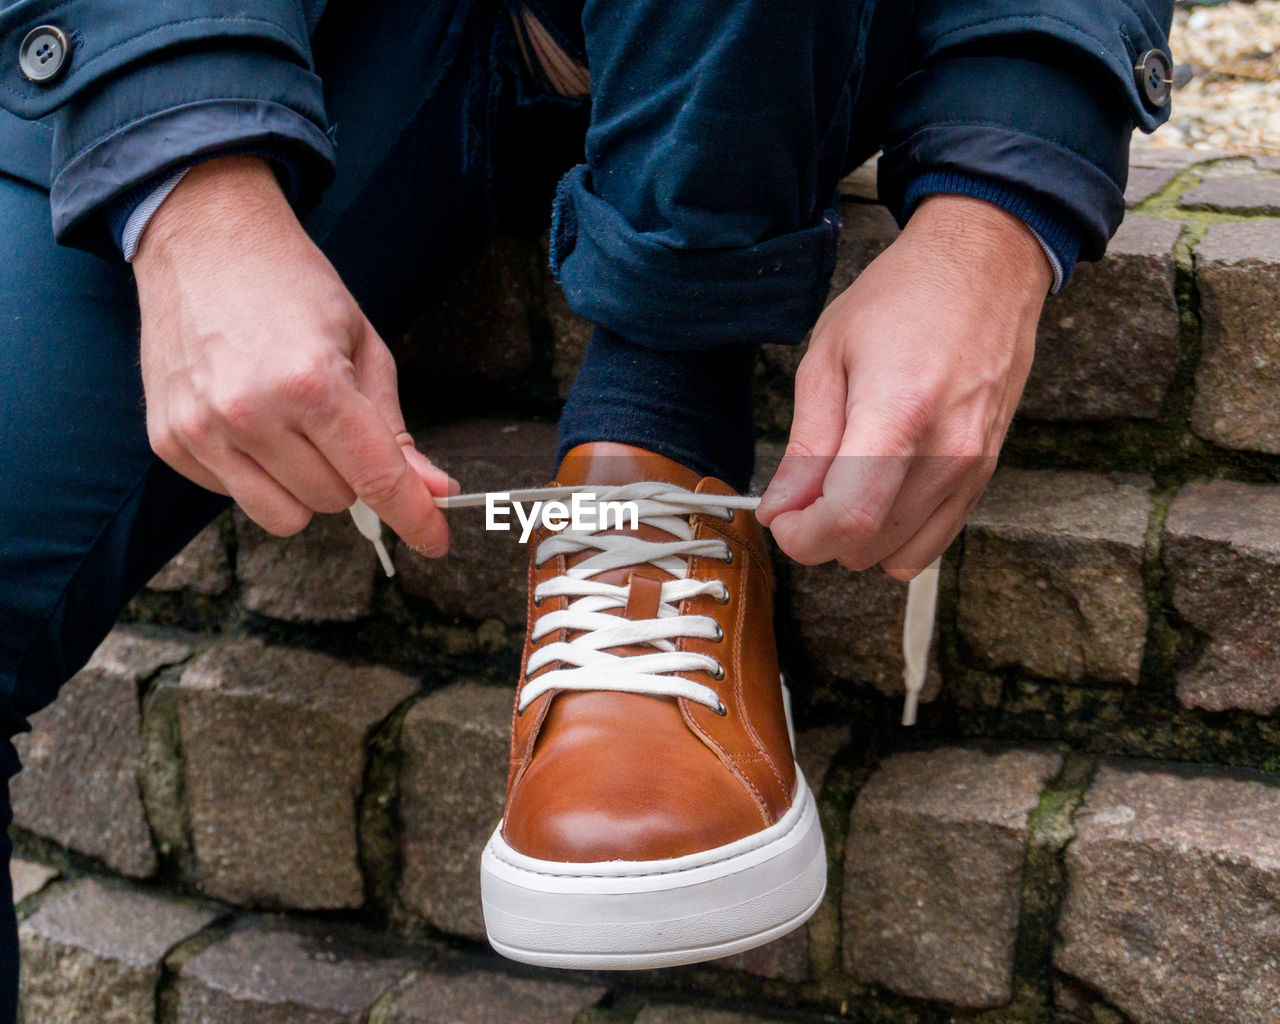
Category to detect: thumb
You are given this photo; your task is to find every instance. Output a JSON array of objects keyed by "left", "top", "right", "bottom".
[
  {"left": 403, "top": 443, "right": 460, "bottom": 499},
  {"left": 353, "top": 322, "right": 459, "bottom": 499},
  {"left": 352, "top": 321, "right": 407, "bottom": 436},
  {"left": 757, "top": 353, "right": 847, "bottom": 526}
]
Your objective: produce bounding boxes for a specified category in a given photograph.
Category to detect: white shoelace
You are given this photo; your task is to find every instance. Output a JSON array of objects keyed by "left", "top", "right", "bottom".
[{"left": 349, "top": 487, "right": 940, "bottom": 726}]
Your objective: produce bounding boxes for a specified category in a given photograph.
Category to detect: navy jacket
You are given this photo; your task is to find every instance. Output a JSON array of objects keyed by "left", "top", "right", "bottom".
[{"left": 0, "top": 0, "right": 1171, "bottom": 260}]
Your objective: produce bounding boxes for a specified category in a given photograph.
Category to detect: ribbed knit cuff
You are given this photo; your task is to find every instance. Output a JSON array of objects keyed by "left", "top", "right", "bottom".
[
  {"left": 902, "top": 170, "right": 1084, "bottom": 293},
  {"left": 104, "top": 142, "right": 305, "bottom": 257}
]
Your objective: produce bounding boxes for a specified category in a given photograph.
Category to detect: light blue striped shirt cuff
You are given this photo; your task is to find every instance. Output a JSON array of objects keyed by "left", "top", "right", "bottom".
[{"left": 121, "top": 169, "right": 190, "bottom": 262}]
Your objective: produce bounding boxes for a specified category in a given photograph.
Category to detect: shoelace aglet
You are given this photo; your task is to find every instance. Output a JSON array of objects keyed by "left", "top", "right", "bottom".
[
  {"left": 348, "top": 500, "right": 396, "bottom": 578},
  {"left": 901, "top": 690, "right": 920, "bottom": 728},
  {"left": 901, "top": 556, "right": 941, "bottom": 727}
]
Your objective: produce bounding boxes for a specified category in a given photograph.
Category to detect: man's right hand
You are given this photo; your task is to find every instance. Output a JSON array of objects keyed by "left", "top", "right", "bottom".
[{"left": 133, "top": 155, "right": 452, "bottom": 554}]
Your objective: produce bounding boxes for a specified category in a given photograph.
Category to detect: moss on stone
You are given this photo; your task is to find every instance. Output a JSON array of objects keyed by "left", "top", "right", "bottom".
[
  {"left": 356, "top": 697, "right": 419, "bottom": 936},
  {"left": 156, "top": 915, "right": 237, "bottom": 1024},
  {"left": 139, "top": 670, "right": 195, "bottom": 879}
]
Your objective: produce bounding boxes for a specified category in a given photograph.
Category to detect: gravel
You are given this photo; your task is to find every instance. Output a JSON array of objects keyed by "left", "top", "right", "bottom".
[{"left": 1147, "top": 0, "right": 1280, "bottom": 154}]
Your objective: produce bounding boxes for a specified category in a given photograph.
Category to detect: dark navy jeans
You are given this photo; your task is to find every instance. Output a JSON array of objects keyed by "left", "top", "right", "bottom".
[{"left": 0, "top": 0, "right": 867, "bottom": 1012}]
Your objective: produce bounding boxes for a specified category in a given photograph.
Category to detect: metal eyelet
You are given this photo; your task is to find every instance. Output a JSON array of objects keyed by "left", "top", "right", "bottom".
[
  {"left": 721, "top": 547, "right": 734, "bottom": 565},
  {"left": 714, "top": 584, "right": 730, "bottom": 605},
  {"left": 713, "top": 699, "right": 728, "bottom": 716},
  {"left": 711, "top": 623, "right": 724, "bottom": 643},
  {"left": 726, "top": 510, "right": 736, "bottom": 523},
  {"left": 708, "top": 661, "right": 725, "bottom": 681},
  {"left": 533, "top": 595, "right": 544, "bottom": 607}
]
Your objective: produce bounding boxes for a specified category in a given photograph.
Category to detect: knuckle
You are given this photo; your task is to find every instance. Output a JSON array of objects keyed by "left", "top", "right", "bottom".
[
  {"left": 832, "top": 502, "right": 880, "bottom": 544},
  {"left": 211, "top": 391, "right": 260, "bottom": 433},
  {"left": 313, "top": 486, "right": 357, "bottom": 515},
  {"left": 351, "top": 462, "right": 408, "bottom": 508},
  {"left": 316, "top": 296, "right": 360, "bottom": 339},
  {"left": 943, "top": 418, "right": 991, "bottom": 462},
  {"left": 937, "top": 451, "right": 986, "bottom": 486},
  {"left": 940, "top": 426, "right": 998, "bottom": 489},
  {"left": 783, "top": 436, "right": 822, "bottom": 461},
  {"left": 171, "top": 410, "right": 215, "bottom": 452},
  {"left": 148, "top": 428, "right": 181, "bottom": 464},
  {"left": 278, "top": 358, "right": 336, "bottom": 408},
  {"left": 883, "top": 389, "right": 936, "bottom": 442}
]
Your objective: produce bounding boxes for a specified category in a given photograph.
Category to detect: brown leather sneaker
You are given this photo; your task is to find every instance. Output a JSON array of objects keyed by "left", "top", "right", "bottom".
[{"left": 480, "top": 443, "right": 826, "bottom": 969}]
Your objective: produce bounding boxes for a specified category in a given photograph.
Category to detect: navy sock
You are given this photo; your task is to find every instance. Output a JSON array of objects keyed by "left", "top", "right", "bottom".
[{"left": 557, "top": 327, "right": 758, "bottom": 492}]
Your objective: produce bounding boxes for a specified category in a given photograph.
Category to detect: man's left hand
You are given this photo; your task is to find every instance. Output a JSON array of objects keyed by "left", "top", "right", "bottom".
[{"left": 756, "top": 194, "right": 1051, "bottom": 580}]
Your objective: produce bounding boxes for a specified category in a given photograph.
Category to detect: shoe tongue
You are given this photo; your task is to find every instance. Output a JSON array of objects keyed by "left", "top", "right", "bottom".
[{"left": 555, "top": 442, "right": 705, "bottom": 491}]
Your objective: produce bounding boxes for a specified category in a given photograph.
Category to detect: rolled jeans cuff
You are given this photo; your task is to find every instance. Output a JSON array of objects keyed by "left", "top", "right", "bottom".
[{"left": 549, "top": 164, "right": 841, "bottom": 350}]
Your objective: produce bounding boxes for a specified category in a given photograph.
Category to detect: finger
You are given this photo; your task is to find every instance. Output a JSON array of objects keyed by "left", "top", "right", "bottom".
[
  {"left": 345, "top": 325, "right": 453, "bottom": 544},
  {"left": 757, "top": 352, "right": 846, "bottom": 526},
  {"left": 881, "top": 454, "right": 994, "bottom": 580},
  {"left": 769, "top": 452, "right": 911, "bottom": 566},
  {"left": 302, "top": 387, "right": 450, "bottom": 555},
  {"left": 356, "top": 329, "right": 460, "bottom": 500},
  {"left": 241, "top": 431, "right": 356, "bottom": 514},
  {"left": 829, "top": 453, "right": 988, "bottom": 571},
  {"left": 396, "top": 431, "right": 459, "bottom": 497},
  {"left": 768, "top": 392, "right": 917, "bottom": 564},
  {"left": 201, "top": 446, "right": 313, "bottom": 536},
  {"left": 152, "top": 442, "right": 231, "bottom": 496},
  {"left": 880, "top": 488, "right": 973, "bottom": 581}
]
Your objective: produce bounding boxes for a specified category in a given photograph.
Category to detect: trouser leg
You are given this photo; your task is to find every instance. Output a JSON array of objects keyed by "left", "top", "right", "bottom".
[
  {"left": 552, "top": 0, "right": 861, "bottom": 351},
  {"left": 0, "top": 171, "right": 229, "bottom": 1017},
  {"left": 552, "top": 0, "right": 863, "bottom": 484},
  {"left": 0, "top": 4, "right": 564, "bottom": 1014}
]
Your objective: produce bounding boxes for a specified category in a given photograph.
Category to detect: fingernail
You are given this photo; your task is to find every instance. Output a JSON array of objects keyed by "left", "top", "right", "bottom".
[{"left": 447, "top": 475, "right": 461, "bottom": 496}]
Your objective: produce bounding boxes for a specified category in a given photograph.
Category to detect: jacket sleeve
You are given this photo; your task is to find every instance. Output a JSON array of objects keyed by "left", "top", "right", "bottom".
[
  {"left": 0, "top": 0, "right": 335, "bottom": 254},
  {"left": 878, "top": 0, "right": 1174, "bottom": 263}
]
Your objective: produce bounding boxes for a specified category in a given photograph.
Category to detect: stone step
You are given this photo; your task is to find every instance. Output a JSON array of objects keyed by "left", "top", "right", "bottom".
[
  {"left": 172, "top": 918, "right": 418, "bottom": 1024},
  {"left": 19, "top": 877, "right": 221, "bottom": 1024},
  {"left": 376, "top": 965, "right": 605, "bottom": 1024},
  {"left": 176, "top": 640, "right": 417, "bottom": 910},
  {"left": 1056, "top": 759, "right": 1280, "bottom": 1024},
  {"left": 16, "top": 879, "right": 607, "bottom": 1024},
  {"left": 16, "top": 741, "right": 1280, "bottom": 1024},
  {"left": 12, "top": 630, "right": 193, "bottom": 878},
  {"left": 842, "top": 745, "right": 1064, "bottom": 1008}
]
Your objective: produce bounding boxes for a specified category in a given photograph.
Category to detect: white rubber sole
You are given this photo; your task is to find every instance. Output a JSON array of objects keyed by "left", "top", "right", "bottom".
[{"left": 479, "top": 769, "right": 827, "bottom": 970}]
